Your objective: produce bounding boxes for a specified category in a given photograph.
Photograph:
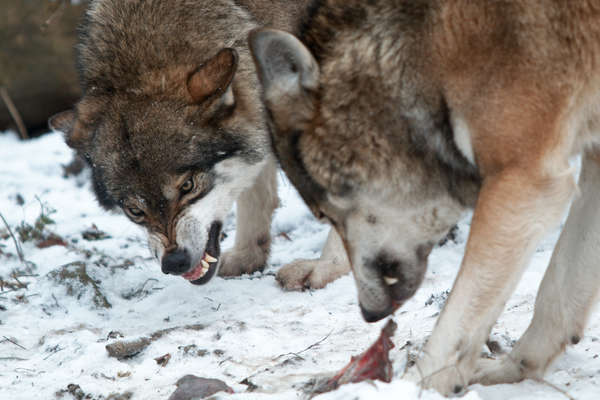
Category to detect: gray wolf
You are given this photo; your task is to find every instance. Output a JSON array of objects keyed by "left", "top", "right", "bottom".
[
  {"left": 250, "top": 0, "right": 600, "bottom": 395},
  {"left": 48, "top": 0, "right": 349, "bottom": 288}
]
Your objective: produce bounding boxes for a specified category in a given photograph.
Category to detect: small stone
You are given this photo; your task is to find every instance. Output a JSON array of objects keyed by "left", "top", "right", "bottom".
[
  {"left": 106, "top": 337, "right": 151, "bottom": 359},
  {"left": 168, "top": 375, "right": 233, "bottom": 400}
]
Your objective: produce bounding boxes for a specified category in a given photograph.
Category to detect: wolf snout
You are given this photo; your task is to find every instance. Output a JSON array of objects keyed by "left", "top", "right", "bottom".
[
  {"left": 161, "top": 248, "right": 191, "bottom": 275},
  {"left": 356, "top": 251, "right": 427, "bottom": 322},
  {"left": 360, "top": 303, "right": 396, "bottom": 323}
]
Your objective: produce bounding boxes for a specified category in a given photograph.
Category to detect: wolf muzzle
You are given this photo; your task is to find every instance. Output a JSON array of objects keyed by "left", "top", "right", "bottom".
[{"left": 162, "top": 248, "right": 191, "bottom": 275}]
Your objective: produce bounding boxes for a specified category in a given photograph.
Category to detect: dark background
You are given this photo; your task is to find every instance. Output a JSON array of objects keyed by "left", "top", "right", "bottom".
[{"left": 0, "top": 0, "right": 87, "bottom": 137}]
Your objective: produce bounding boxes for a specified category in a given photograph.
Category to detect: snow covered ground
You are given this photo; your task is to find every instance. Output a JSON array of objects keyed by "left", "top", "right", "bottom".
[{"left": 0, "top": 131, "right": 598, "bottom": 400}]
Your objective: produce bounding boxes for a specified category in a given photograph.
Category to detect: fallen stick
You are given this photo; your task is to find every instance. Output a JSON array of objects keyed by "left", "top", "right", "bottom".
[
  {"left": 105, "top": 324, "right": 205, "bottom": 359},
  {"left": 0, "top": 211, "right": 25, "bottom": 262},
  {"left": 0, "top": 87, "right": 28, "bottom": 140}
]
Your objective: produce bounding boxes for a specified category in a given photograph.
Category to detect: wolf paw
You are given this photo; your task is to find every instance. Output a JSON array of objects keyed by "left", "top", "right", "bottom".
[
  {"left": 472, "top": 356, "right": 528, "bottom": 385},
  {"left": 218, "top": 245, "right": 268, "bottom": 277},
  {"left": 419, "top": 366, "right": 469, "bottom": 397},
  {"left": 276, "top": 259, "right": 350, "bottom": 290},
  {"left": 410, "top": 352, "right": 473, "bottom": 397}
]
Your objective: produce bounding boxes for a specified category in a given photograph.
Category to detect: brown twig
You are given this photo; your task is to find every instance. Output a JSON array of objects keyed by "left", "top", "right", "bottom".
[
  {"left": 0, "top": 212, "right": 25, "bottom": 262},
  {"left": 10, "top": 273, "right": 27, "bottom": 289},
  {"left": 276, "top": 231, "right": 293, "bottom": 242},
  {"left": 242, "top": 330, "right": 335, "bottom": 388},
  {"left": 274, "top": 330, "right": 333, "bottom": 361},
  {"left": 2, "top": 336, "right": 27, "bottom": 350},
  {"left": 533, "top": 378, "right": 577, "bottom": 400},
  {"left": 43, "top": 344, "right": 64, "bottom": 360},
  {"left": 0, "top": 87, "right": 28, "bottom": 140},
  {"left": 40, "top": 0, "right": 67, "bottom": 32},
  {"left": 0, "top": 285, "right": 23, "bottom": 293}
]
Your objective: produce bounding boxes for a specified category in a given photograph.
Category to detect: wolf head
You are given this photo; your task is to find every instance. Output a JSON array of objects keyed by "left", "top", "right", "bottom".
[
  {"left": 50, "top": 0, "right": 270, "bottom": 285},
  {"left": 250, "top": 20, "right": 480, "bottom": 322}
]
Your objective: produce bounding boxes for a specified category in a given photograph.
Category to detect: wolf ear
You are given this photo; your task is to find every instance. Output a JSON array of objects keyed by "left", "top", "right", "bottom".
[
  {"left": 187, "top": 48, "right": 239, "bottom": 104},
  {"left": 48, "top": 110, "right": 75, "bottom": 134},
  {"left": 49, "top": 109, "right": 91, "bottom": 151},
  {"left": 249, "top": 28, "right": 319, "bottom": 97}
]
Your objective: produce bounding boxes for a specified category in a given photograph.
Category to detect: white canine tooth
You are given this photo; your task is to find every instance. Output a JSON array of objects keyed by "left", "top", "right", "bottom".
[
  {"left": 201, "top": 259, "right": 210, "bottom": 269},
  {"left": 204, "top": 253, "right": 218, "bottom": 263},
  {"left": 383, "top": 276, "right": 399, "bottom": 285}
]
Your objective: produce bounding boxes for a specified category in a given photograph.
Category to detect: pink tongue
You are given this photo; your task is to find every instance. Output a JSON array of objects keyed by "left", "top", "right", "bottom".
[{"left": 183, "top": 265, "right": 204, "bottom": 280}]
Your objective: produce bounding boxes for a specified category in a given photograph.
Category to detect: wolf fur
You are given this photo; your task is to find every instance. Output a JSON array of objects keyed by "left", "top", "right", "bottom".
[
  {"left": 49, "top": 0, "right": 350, "bottom": 289},
  {"left": 250, "top": 0, "right": 600, "bottom": 395}
]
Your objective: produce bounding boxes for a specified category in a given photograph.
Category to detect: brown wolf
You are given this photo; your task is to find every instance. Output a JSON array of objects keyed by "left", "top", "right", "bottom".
[
  {"left": 49, "top": 0, "right": 350, "bottom": 288},
  {"left": 250, "top": 0, "right": 600, "bottom": 395}
]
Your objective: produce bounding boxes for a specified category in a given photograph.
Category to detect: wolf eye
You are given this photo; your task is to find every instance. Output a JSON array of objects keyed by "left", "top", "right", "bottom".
[
  {"left": 180, "top": 178, "right": 194, "bottom": 194},
  {"left": 126, "top": 206, "right": 145, "bottom": 220}
]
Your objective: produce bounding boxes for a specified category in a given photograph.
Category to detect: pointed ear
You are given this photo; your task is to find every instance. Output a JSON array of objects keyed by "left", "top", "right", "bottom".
[
  {"left": 249, "top": 28, "right": 319, "bottom": 97},
  {"left": 49, "top": 109, "right": 91, "bottom": 152},
  {"left": 48, "top": 110, "right": 75, "bottom": 134},
  {"left": 187, "top": 48, "right": 238, "bottom": 104}
]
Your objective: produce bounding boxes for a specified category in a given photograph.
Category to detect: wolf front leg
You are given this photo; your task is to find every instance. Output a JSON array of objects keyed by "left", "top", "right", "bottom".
[
  {"left": 219, "top": 159, "right": 279, "bottom": 276},
  {"left": 415, "top": 163, "right": 576, "bottom": 396},
  {"left": 276, "top": 227, "right": 351, "bottom": 290},
  {"left": 473, "top": 150, "right": 600, "bottom": 385}
]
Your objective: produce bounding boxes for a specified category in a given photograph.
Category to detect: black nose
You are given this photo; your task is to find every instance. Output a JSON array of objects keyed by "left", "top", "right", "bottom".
[
  {"left": 161, "top": 249, "right": 191, "bottom": 275},
  {"left": 359, "top": 304, "right": 394, "bottom": 323}
]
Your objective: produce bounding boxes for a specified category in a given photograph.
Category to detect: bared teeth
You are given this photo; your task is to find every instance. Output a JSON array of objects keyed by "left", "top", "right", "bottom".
[
  {"left": 383, "top": 276, "right": 399, "bottom": 285},
  {"left": 204, "top": 253, "right": 218, "bottom": 263},
  {"left": 184, "top": 254, "right": 217, "bottom": 281}
]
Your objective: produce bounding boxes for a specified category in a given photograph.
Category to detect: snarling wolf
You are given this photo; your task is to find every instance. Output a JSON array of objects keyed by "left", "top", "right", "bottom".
[
  {"left": 48, "top": 0, "right": 350, "bottom": 288},
  {"left": 250, "top": 0, "right": 600, "bottom": 395}
]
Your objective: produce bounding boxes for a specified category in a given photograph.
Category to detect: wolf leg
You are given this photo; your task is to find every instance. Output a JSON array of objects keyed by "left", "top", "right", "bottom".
[
  {"left": 415, "top": 164, "right": 576, "bottom": 395},
  {"left": 473, "top": 150, "right": 600, "bottom": 385},
  {"left": 276, "top": 227, "right": 351, "bottom": 290},
  {"left": 219, "top": 160, "right": 279, "bottom": 276}
]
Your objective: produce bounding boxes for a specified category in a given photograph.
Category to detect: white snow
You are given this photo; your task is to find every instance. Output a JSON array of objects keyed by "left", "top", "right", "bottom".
[{"left": 0, "top": 131, "right": 599, "bottom": 400}]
